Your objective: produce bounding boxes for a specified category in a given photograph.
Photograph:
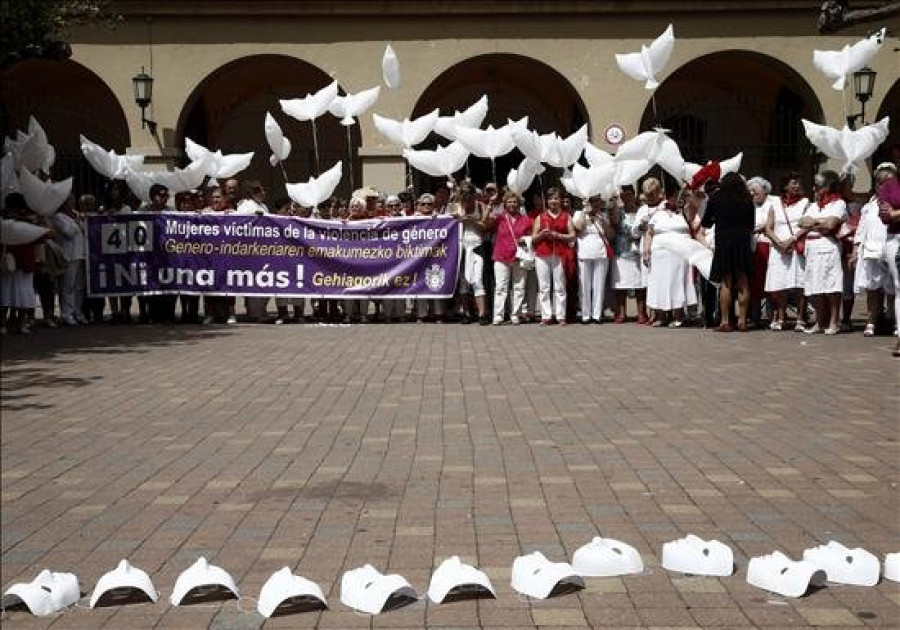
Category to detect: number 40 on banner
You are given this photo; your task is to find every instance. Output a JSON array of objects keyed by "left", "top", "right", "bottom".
[{"left": 101, "top": 220, "right": 154, "bottom": 254}]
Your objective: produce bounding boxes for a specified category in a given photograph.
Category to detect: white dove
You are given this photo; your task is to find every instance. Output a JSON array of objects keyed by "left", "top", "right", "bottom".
[
  {"left": 264, "top": 113, "right": 292, "bottom": 167},
  {"left": 279, "top": 81, "right": 339, "bottom": 122},
  {"left": 286, "top": 161, "right": 343, "bottom": 208},
  {"left": 433, "top": 95, "right": 490, "bottom": 141},
  {"left": 185, "top": 138, "right": 254, "bottom": 181},
  {"left": 403, "top": 142, "right": 470, "bottom": 178},
  {"left": 802, "top": 117, "right": 890, "bottom": 175},
  {"left": 372, "top": 110, "right": 440, "bottom": 148},
  {"left": 328, "top": 86, "right": 381, "bottom": 126},
  {"left": 615, "top": 24, "right": 675, "bottom": 90},
  {"left": 813, "top": 28, "right": 886, "bottom": 91}
]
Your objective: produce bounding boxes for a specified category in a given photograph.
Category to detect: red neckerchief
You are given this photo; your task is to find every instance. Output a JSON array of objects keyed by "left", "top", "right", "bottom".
[
  {"left": 816, "top": 193, "right": 841, "bottom": 209},
  {"left": 782, "top": 193, "right": 803, "bottom": 207}
]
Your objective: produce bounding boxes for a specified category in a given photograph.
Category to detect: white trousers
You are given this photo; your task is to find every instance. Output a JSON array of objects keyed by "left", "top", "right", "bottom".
[
  {"left": 493, "top": 261, "right": 526, "bottom": 321},
  {"left": 886, "top": 237, "right": 900, "bottom": 337},
  {"left": 535, "top": 255, "right": 566, "bottom": 320},
  {"left": 578, "top": 258, "right": 609, "bottom": 322},
  {"left": 58, "top": 260, "right": 85, "bottom": 320}
]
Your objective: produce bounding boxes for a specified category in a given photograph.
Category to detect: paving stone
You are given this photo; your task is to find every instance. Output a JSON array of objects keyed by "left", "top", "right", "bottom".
[{"left": 1, "top": 322, "right": 896, "bottom": 630}]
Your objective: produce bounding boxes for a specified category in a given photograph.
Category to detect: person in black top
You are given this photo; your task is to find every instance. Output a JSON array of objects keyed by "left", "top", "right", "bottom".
[{"left": 701, "top": 172, "right": 755, "bottom": 331}]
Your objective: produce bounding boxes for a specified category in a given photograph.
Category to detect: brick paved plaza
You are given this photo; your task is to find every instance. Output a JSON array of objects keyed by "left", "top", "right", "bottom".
[{"left": 1, "top": 323, "right": 898, "bottom": 629}]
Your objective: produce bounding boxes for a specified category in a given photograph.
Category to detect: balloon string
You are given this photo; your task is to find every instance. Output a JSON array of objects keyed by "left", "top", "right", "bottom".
[
  {"left": 279, "top": 162, "right": 289, "bottom": 184},
  {"left": 311, "top": 119, "right": 321, "bottom": 177},
  {"left": 345, "top": 125, "right": 355, "bottom": 191},
  {"left": 650, "top": 91, "right": 667, "bottom": 198},
  {"left": 491, "top": 158, "right": 497, "bottom": 187}
]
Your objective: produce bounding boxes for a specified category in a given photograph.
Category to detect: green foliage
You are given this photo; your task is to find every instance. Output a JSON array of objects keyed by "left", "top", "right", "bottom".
[{"left": 0, "top": 0, "right": 121, "bottom": 69}]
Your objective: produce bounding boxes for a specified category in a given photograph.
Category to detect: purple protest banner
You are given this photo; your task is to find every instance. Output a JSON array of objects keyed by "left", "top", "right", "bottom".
[{"left": 86, "top": 213, "right": 461, "bottom": 298}]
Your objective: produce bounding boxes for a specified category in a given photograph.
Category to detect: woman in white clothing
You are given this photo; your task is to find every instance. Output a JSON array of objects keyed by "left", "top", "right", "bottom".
[
  {"left": 763, "top": 174, "right": 809, "bottom": 331},
  {"left": 52, "top": 194, "right": 87, "bottom": 326},
  {"left": 799, "top": 170, "right": 847, "bottom": 335},
  {"left": 573, "top": 195, "right": 612, "bottom": 323},
  {"left": 633, "top": 178, "right": 667, "bottom": 324},
  {"left": 853, "top": 164, "right": 896, "bottom": 336},
  {"left": 643, "top": 195, "right": 697, "bottom": 327}
]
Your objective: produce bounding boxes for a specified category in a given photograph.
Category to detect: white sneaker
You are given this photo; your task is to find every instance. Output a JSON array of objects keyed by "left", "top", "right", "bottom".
[
  {"left": 804, "top": 324, "right": 822, "bottom": 335},
  {"left": 863, "top": 323, "right": 875, "bottom": 337},
  {"left": 274, "top": 318, "right": 284, "bottom": 325},
  {"left": 510, "top": 316, "right": 520, "bottom": 325},
  {"left": 793, "top": 322, "right": 806, "bottom": 332},
  {"left": 824, "top": 326, "right": 839, "bottom": 336},
  {"left": 769, "top": 320, "right": 782, "bottom": 331},
  {"left": 226, "top": 316, "right": 237, "bottom": 325}
]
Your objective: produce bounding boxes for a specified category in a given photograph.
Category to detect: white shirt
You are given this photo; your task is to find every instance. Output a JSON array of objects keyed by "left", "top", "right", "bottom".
[{"left": 572, "top": 210, "right": 607, "bottom": 259}]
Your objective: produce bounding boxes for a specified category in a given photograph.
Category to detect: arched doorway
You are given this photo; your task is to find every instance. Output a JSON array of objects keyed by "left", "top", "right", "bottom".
[
  {"left": 0, "top": 59, "right": 130, "bottom": 197},
  {"left": 412, "top": 53, "right": 590, "bottom": 194},
  {"left": 642, "top": 51, "right": 824, "bottom": 189},
  {"left": 873, "top": 78, "right": 899, "bottom": 168},
  {"left": 176, "top": 55, "right": 360, "bottom": 200}
]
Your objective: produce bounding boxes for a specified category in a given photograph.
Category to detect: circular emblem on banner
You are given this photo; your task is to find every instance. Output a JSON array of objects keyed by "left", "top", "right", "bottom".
[
  {"left": 425, "top": 264, "right": 446, "bottom": 290},
  {"left": 604, "top": 124, "right": 626, "bottom": 146}
]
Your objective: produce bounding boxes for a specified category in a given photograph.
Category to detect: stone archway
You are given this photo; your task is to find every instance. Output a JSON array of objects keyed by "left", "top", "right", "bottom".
[
  {"left": 642, "top": 50, "right": 824, "bottom": 188},
  {"left": 176, "top": 54, "right": 360, "bottom": 200},
  {"left": 0, "top": 58, "right": 130, "bottom": 197},
  {"left": 412, "top": 53, "right": 590, "bottom": 193}
]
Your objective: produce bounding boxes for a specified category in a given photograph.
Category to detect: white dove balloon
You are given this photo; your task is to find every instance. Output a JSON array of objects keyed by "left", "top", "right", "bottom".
[
  {"left": 280, "top": 81, "right": 339, "bottom": 122},
  {"left": 18, "top": 168, "right": 72, "bottom": 217},
  {"left": 123, "top": 161, "right": 209, "bottom": 203},
  {"left": 512, "top": 127, "right": 549, "bottom": 163},
  {"left": 80, "top": 135, "right": 145, "bottom": 180},
  {"left": 454, "top": 125, "right": 516, "bottom": 160},
  {"left": 584, "top": 142, "right": 615, "bottom": 168},
  {"left": 506, "top": 157, "right": 545, "bottom": 194},
  {"left": 403, "top": 142, "right": 470, "bottom": 178},
  {"left": 382, "top": 44, "right": 401, "bottom": 90},
  {"left": 1, "top": 219, "right": 49, "bottom": 246},
  {"left": 803, "top": 117, "right": 890, "bottom": 175},
  {"left": 372, "top": 110, "right": 440, "bottom": 149},
  {"left": 5, "top": 118, "right": 55, "bottom": 175},
  {"left": 286, "top": 161, "right": 343, "bottom": 208},
  {"left": 433, "top": 95, "right": 490, "bottom": 141},
  {"left": 185, "top": 138, "right": 254, "bottom": 181},
  {"left": 683, "top": 153, "right": 743, "bottom": 182},
  {"left": 615, "top": 159, "right": 655, "bottom": 188},
  {"left": 562, "top": 163, "right": 614, "bottom": 200},
  {"left": 545, "top": 124, "right": 589, "bottom": 169},
  {"left": 615, "top": 24, "right": 675, "bottom": 90},
  {"left": 615, "top": 128, "right": 685, "bottom": 181},
  {"left": 813, "top": 28, "right": 886, "bottom": 91},
  {"left": 264, "top": 113, "right": 292, "bottom": 167},
  {"left": 329, "top": 86, "right": 381, "bottom": 127}
]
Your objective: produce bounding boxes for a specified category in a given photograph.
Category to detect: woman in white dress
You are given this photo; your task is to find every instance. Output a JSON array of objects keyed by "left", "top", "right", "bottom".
[
  {"left": 611, "top": 185, "right": 645, "bottom": 323},
  {"left": 573, "top": 195, "right": 612, "bottom": 323},
  {"left": 633, "top": 178, "right": 667, "bottom": 324},
  {"left": 798, "top": 170, "right": 847, "bottom": 335},
  {"left": 763, "top": 174, "right": 809, "bottom": 331},
  {"left": 643, "top": 193, "right": 697, "bottom": 327},
  {"left": 853, "top": 163, "right": 896, "bottom": 336}
]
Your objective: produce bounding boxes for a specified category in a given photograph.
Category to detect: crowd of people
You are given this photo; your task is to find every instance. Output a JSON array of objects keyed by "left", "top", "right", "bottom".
[{"left": 2, "top": 163, "right": 900, "bottom": 356}]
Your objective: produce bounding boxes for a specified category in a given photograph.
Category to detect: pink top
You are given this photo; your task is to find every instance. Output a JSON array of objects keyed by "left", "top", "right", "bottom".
[{"left": 493, "top": 212, "right": 533, "bottom": 263}]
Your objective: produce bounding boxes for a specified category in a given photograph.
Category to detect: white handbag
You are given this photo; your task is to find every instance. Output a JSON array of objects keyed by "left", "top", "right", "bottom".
[{"left": 862, "top": 240, "right": 885, "bottom": 261}]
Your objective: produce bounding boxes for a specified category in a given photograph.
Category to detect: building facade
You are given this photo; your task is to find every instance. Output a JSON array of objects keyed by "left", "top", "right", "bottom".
[{"left": 2, "top": 0, "right": 898, "bottom": 198}]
